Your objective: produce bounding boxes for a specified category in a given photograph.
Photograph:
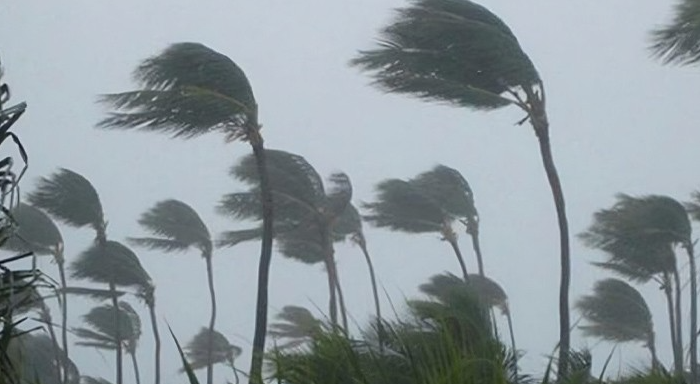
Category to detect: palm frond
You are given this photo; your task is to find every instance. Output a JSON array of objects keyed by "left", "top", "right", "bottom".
[
  {"left": 70, "top": 241, "right": 152, "bottom": 289},
  {"left": 410, "top": 164, "right": 477, "bottom": 219},
  {"left": 27, "top": 168, "right": 105, "bottom": 233},
  {"left": 9, "top": 333, "right": 78, "bottom": 384},
  {"left": 419, "top": 272, "right": 507, "bottom": 313},
  {"left": 61, "top": 287, "right": 126, "bottom": 300},
  {"left": 363, "top": 179, "right": 445, "bottom": 233},
  {"left": 269, "top": 306, "right": 322, "bottom": 350},
  {"left": 277, "top": 228, "right": 326, "bottom": 265},
  {"left": 76, "top": 301, "right": 141, "bottom": 350},
  {"left": 183, "top": 327, "right": 241, "bottom": 371},
  {"left": 351, "top": 0, "right": 539, "bottom": 110},
  {"left": 81, "top": 377, "right": 113, "bottom": 384},
  {"left": 324, "top": 172, "right": 353, "bottom": 219},
  {"left": 135, "top": 199, "right": 212, "bottom": 256},
  {"left": 98, "top": 42, "right": 257, "bottom": 139},
  {"left": 332, "top": 204, "right": 363, "bottom": 239},
  {"left": 2, "top": 203, "right": 62, "bottom": 256},
  {"left": 649, "top": 0, "right": 700, "bottom": 65}
]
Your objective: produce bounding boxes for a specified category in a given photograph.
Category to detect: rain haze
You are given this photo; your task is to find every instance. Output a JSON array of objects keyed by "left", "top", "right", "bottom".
[{"left": 1, "top": 0, "right": 700, "bottom": 383}]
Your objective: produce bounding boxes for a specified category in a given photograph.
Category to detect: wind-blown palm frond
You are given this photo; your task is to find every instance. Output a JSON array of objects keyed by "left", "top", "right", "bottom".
[
  {"left": 363, "top": 179, "right": 445, "bottom": 233},
  {"left": 577, "top": 278, "right": 654, "bottom": 345},
  {"left": 411, "top": 165, "right": 476, "bottom": 219},
  {"left": 70, "top": 241, "right": 152, "bottom": 289},
  {"left": 81, "top": 377, "right": 113, "bottom": 384},
  {"left": 9, "top": 333, "right": 79, "bottom": 384},
  {"left": 131, "top": 199, "right": 212, "bottom": 256},
  {"left": 269, "top": 306, "right": 322, "bottom": 350},
  {"left": 351, "top": 0, "right": 539, "bottom": 110},
  {"left": 183, "top": 328, "right": 241, "bottom": 371},
  {"left": 74, "top": 302, "right": 141, "bottom": 351},
  {"left": 27, "top": 168, "right": 105, "bottom": 234},
  {"left": 649, "top": 0, "right": 700, "bottom": 65},
  {"left": 98, "top": 42, "right": 257, "bottom": 140},
  {"left": 685, "top": 190, "right": 700, "bottom": 222},
  {"left": 2, "top": 203, "right": 62, "bottom": 256},
  {"left": 419, "top": 272, "right": 507, "bottom": 313},
  {"left": 324, "top": 173, "right": 352, "bottom": 220}
]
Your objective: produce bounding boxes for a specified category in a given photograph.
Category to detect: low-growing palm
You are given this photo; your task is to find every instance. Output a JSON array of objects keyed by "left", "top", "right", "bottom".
[{"left": 269, "top": 306, "right": 323, "bottom": 350}]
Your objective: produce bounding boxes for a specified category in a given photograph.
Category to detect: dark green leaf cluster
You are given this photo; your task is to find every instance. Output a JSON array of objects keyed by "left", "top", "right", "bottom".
[
  {"left": 650, "top": 0, "right": 700, "bottom": 65},
  {"left": 269, "top": 306, "right": 322, "bottom": 350},
  {"left": 2, "top": 203, "right": 62, "bottom": 257},
  {"left": 70, "top": 241, "right": 152, "bottom": 289},
  {"left": 183, "top": 328, "right": 241, "bottom": 371},
  {"left": 8, "top": 334, "right": 79, "bottom": 384},
  {"left": 74, "top": 302, "right": 141, "bottom": 353}
]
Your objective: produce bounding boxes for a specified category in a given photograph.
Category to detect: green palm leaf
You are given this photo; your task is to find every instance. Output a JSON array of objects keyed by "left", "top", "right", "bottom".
[
  {"left": 70, "top": 241, "right": 152, "bottom": 289},
  {"left": 269, "top": 306, "right": 322, "bottom": 350},
  {"left": 363, "top": 179, "right": 445, "bottom": 233},
  {"left": 2, "top": 203, "right": 62, "bottom": 256},
  {"left": 649, "top": 0, "right": 700, "bottom": 65},
  {"left": 74, "top": 302, "right": 141, "bottom": 351},
  {"left": 183, "top": 328, "right": 241, "bottom": 371},
  {"left": 9, "top": 333, "right": 79, "bottom": 384},
  {"left": 98, "top": 42, "right": 257, "bottom": 140},
  {"left": 411, "top": 165, "right": 477, "bottom": 219},
  {"left": 351, "top": 0, "right": 539, "bottom": 110},
  {"left": 27, "top": 168, "right": 105, "bottom": 235}
]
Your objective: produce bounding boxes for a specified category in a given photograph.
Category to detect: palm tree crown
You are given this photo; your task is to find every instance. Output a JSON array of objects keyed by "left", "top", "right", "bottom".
[{"left": 650, "top": 0, "right": 700, "bottom": 65}]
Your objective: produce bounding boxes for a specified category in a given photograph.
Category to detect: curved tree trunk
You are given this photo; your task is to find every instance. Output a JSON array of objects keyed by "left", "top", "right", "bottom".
[
  {"left": 673, "top": 267, "right": 684, "bottom": 374},
  {"left": 57, "top": 258, "right": 69, "bottom": 384},
  {"left": 321, "top": 228, "right": 339, "bottom": 326},
  {"left": 506, "top": 309, "right": 519, "bottom": 383},
  {"left": 649, "top": 331, "right": 660, "bottom": 372},
  {"left": 467, "top": 224, "right": 485, "bottom": 276},
  {"left": 205, "top": 254, "right": 217, "bottom": 384},
  {"left": 130, "top": 351, "right": 141, "bottom": 384},
  {"left": 42, "top": 307, "right": 63, "bottom": 384},
  {"left": 147, "top": 299, "right": 161, "bottom": 384},
  {"left": 248, "top": 130, "right": 275, "bottom": 384},
  {"left": 333, "top": 260, "right": 349, "bottom": 332},
  {"left": 663, "top": 272, "right": 682, "bottom": 375},
  {"left": 357, "top": 236, "right": 383, "bottom": 341},
  {"left": 110, "top": 282, "right": 123, "bottom": 384},
  {"left": 446, "top": 236, "right": 469, "bottom": 282},
  {"left": 687, "top": 243, "right": 697, "bottom": 384},
  {"left": 529, "top": 99, "right": 570, "bottom": 378}
]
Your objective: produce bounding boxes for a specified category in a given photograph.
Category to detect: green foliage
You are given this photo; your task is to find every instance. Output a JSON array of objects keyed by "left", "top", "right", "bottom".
[
  {"left": 2, "top": 203, "right": 62, "bottom": 257},
  {"left": 169, "top": 326, "right": 200, "bottom": 384},
  {"left": 70, "top": 241, "right": 152, "bottom": 289},
  {"left": 8, "top": 333, "right": 79, "bottom": 384},
  {"left": 183, "top": 328, "right": 241, "bottom": 372},
  {"left": 73, "top": 302, "right": 141, "bottom": 353},
  {"left": 269, "top": 306, "right": 323, "bottom": 350},
  {"left": 351, "top": 0, "right": 539, "bottom": 110},
  {"left": 98, "top": 42, "right": 258, "bottom": 141},
  {"left": 649, "top": 0, "right": 700, "bottom": 65}
]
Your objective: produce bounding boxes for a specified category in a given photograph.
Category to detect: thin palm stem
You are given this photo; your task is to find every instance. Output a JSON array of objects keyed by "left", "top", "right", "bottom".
[
  {"left": 148, "top": 301, "right": 161, "bottom": 384},
  {"left": 357, "top": 238, "right": 383, "bottom": 343},
  {"left": 687, "top": 243, "right": 697, "bottom": 384},
  {"left": 663, "top": 272, "right": 682, "bottom": 374},
  {"left": 650, "top": 332, "right": 660, "bottom": 372},
  {"left": 506, "top": 309, "right": 519, "bottom": 383},
  {"left": 130, "top": 351, "right": 141, "bottom": 384},
  {"left": 467, "top": 223, "right": 485, "bottom": 276},
  {"left": 110, "top": 282, "right": 123, "bottom": 384},
  {"left": 42, "top": 308, "right": 63, "bottom": 384},
  {"left": 446, "top": 238, "right": 469, "bottom": 282},
  {"left": 57, "top": 258, "right": 69, "bottom": 384},
  {"left": 205, "top": 254, "right": 217, "bottom": 384},
  {"left": 674, "top": 267, "right": 684, "bottom": 373},
  {"left": 333, "top": 259, "right": 349, "bottom": 332}
]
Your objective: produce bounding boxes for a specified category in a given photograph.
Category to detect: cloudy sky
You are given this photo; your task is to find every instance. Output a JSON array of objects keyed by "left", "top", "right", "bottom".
[{"left": 2, "top": 0, "right": 700, "bottom": 382}]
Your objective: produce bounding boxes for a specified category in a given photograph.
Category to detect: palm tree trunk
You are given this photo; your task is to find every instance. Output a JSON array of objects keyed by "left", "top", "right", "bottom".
[
  {"left": 248, "top": 129, "right": 275, "bottom": 384},
  {"left": 130, "top": 351, "right": 141, "bottom": 384},
  {"left": 357, "top": 236, "right": 383, "bottom": 340},
  {"left": 110, "top": 282, "right": 123, "bottom": 384},
  {"left": 663, "top": 272, "right": 682, "bottom": 375},
  {"left": 321, "top": 229, "right": 339, "bottom": 326},
  {"left": 674, "top": 267, "right": 684, "bottom": 373},
  {"left": 446, "top": 237, "right": 469, "bottom": 282},
  {"left": 467, "top": 224, "right": 485, "bottom": 276},
  {"left": 42, "top": 308, "right": 63, "bottom": 384},
  {"left": 649, "top": 332, "right": 660, "bottom": 371},
  {"left": 147, "top": 299, "right": 161, "bottom": 384},
  {"left": 506, "top": 309, "right": 519, "bottom": 382},
  {"left": 333, "top": 261, "right": 349, "bottom": 332},
  {"left": 687, "top": 243, "right": 697, "bottom": 384},
  {"left": 529, "top": 107, "right": 571, "bottom": 378},
  {"left": 204, "top": 254, "right": 217, "bottom": 384},
  {"left": 57, "top": 259, "right": 69, "bottom": 384}
]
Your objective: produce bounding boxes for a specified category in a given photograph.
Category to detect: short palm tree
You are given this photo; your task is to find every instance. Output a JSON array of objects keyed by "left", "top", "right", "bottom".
[
  {"left": 98, "top": 42, "right": 274, "bottom": 384},
  {"left": 218, "top": 149, "right": 354, "bottom": 328},
  {"left": 73, "top": 302, "right": 142, "bottom": 384},
  {"left": 183, "top": 327, "right": 242, "bottom": 377},
  {"left": 649, "top": 0, "right": 700, "bottom": 65},
  {"left": 130, "top": 199, "right": 214, "bottom": 384},
  {"left": 352, "top": 0, "right": 572, "bottom": 373},
  {"left": 2, "top": 202, "right": 71, "bottom": 384},
  {"left": 363, "top": 166, "right": 476, "bottom": 281},
  {"left": 581, "top": 194, "right": 694, "bottom": 377},
  {"left": 269, "top": 306, "right": 322, "bottom": 350},
  {"left": 577, "top": 278, "right": 658, "bottom": 369}
]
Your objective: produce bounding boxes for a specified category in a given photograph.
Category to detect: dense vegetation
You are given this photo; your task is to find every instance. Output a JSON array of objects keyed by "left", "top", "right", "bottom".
[{"left": 1, "top": 0, "right": 699, "bottom": 383}]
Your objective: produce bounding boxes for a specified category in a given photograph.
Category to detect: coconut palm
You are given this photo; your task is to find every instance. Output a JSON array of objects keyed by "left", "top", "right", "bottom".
[
  {"left": 649, "top": 0, "right": 700, "bottom": 65},
  {"left": 218, "top": 149, "right": 354, "bottom": 328},
  {"left": 8, "top": 333, "right": 79, "bottom": 384},
  {"left": 352, "top": 0, "right": 572, "bottom": 372},
  {"left": 183, "top": 328, "right": 242, "bottom": 376},
  {"left": 577, "top": 278, "right": 658, "bottom": 369},
  {"left": 1, "top": 202, "right": 71, "bottom": 384},
  {"left": 98, "top": 43, "right": 274, "bottom": 384},
  {"left": 363, "top": 166, "right": 476, "bottom": 281},
  {"left": 130, "top": 199, "right": 214, "bottom": 384},
  {"left": 73, "top": 302, "right": 142, "bottom": 384},
  {"left": 581, "top": 194, "right": 694, "bottom": 377},
  {"left": 269, "top": 306, "right": 322, "bottom": 350}
]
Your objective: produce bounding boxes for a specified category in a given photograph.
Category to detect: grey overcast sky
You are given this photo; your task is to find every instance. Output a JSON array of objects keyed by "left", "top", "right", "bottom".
[{"left": 2, "top": 0, "right": 700, "bottom": 382}]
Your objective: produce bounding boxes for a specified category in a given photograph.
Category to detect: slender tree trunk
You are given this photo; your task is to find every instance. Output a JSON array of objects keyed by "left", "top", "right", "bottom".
[
  {"left": 357, "top": 235, "right": 383, "bottom": 341},
  {"left": 467, "top": 223, "right": 485, "bottom": 276},
  {"left": 674, "top": 267, "right": 684, "bottom": 373},
  {"left": 205, "top": 254, "right": 217, "bottom": 384},
  {"left": 57, "top": 259, "right": 69, "bottom": 384},
  {"left": 248, "top": 128, "right": 275, "bottom": 384},
  {"left": 687, "top": 243, "right": 697, "bottom": 384},
  {"left": 42, "top": 308, "right": 63, "bottom": 384},
  {"left": 147, "top": 299, "right": 161, "bottom": 384},
  {"left": 649, "top": 332, "right": 659, "bottom": 371},
  {"left": 446, "top": 236, "right": 469, "bottom": 282},
  {"left": 130, "top": 351, "right": 141, "bottom": 384},
  {"left": 333, "top": 260, "right": 349, "bottom": 332},
  {"left": 663, "top": 272, "right": 682, "bottom": 375},
  {"left": 506, "top": 309, "right": 519, "bottom": 383},
  {"left": 110, "top": 282, "right": 123, "bottom": 384},
  {"left": 529, "top": 103, "right": 570, "bottom": 378},
  {"left": 321, "top": 228, "right": 338, "bottom": 326}
]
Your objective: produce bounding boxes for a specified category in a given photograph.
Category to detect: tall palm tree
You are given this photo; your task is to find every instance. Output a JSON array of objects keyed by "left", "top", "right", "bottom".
[
  {"left": 2, "top": 202, "right": 71, "bottom": 384},
  {"left": 577, "top": 278, "right": 659, "bottom": 369},
  {"left": 581, "top": 194, "right": 694, "bottom": 377},
  {"left": 218, "top": 149, "right": 354, "bottom": 328},
  {"left": 73, "top": 302, "right": 142, "bottom": 384},
  {"left": 352, "top": 0, "right": 572, "bottom": 373},
  {"left": 363, "top": 166, "right": 475, "bottom": 281},
  {"left": 649, "top": 0, "right": 700, "bottom": 65},
  {"left": 130, "top": 199, "right": 215, "bottom": 384},
  {"left": 98, "top": 43, "right": 274, "bottom": 384},
  {"left": 269, "top": 306, "right": 322, "bottom": 350}
]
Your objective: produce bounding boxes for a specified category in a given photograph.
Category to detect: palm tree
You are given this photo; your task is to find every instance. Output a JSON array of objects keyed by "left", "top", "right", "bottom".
[
  {"left": 130, "top": 199, "right": 214, "bottom": 384},
  {"left": 73, "top": 302, "right": 142, "bottom": 384},
  {"left": 269, "top": 306, "right": 322, "bottom": 350},
  {"left": 363, "top": 167, "right": 475, "bottom": 281},
  {"left": 8, "top": 333, "right": 79, "bottom": 384},
  {"left": 577, "top": 278, "right": 658, "bottom": 369},
  {"left": 183, "top": 327, "right": 242, "bottom": 378},
  {"left": 581, "top": 194, "right": 694, "bottom": 377},
  {"left": 2, "top": 202, "right": 71, "bottom": 384},
  {"left": 649, "top": 0, "right": 700, "bottom": 65},
  {"left": 352, "top": 0, "right": 572, "bottom": 373},
  {"left": 218, "top": 149, "right": 354, "bottom": 328},
  {"left": 98, "top": 43, "right": 274, "bottom": 384}
]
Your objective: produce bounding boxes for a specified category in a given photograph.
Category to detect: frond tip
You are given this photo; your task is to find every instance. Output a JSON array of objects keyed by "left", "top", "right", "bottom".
[{"left": 649, "top": 0, "right": 700, "bottom": 66}]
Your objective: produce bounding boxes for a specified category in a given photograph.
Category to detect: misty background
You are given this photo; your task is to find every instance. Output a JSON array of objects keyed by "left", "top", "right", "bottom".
[{"left": 1, "top": 0, "right": 700, "bottom": 382}]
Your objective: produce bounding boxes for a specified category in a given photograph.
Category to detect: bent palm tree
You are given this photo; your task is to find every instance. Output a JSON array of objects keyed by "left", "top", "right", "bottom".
[
  {"left": 2, "top": 203, "right": 71, "bottom": 384},
  {"left": 99, "top": 43, "right": 273, "bottom": 384},
  {"left": 183, "top": 327, "right": 242, "bottom": 378},
  {"left": 650, "top": 0, "right": 700, "bottom": 65},
  {"left": 218, "top": 150, "right": 354, "bottom": 328},
  {"left": 352, "top": 0, "right": 572, "bottom": 373},
  {"left": 577, "top": 279, "right": 658, "bottom": 369},
  {"left": 581, "top": 194, "right": 693, "bottom": 377},
  {"left": 130, "top": 199, "right": 214, "bottom": 384},
  {"left": 269, "top": 306, "right": 322, "bottom": 350}
]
